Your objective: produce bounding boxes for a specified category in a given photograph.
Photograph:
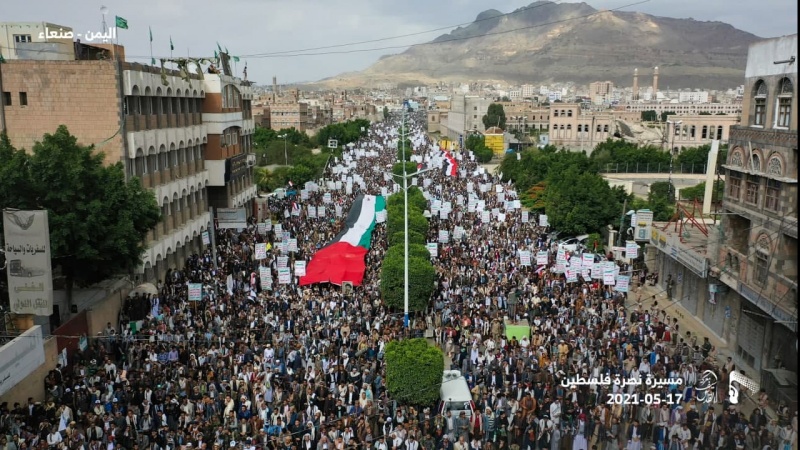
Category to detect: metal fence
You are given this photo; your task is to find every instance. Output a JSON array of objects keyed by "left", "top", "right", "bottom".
[{"left": 602, "top": 163, "right": 708, "bottom": 174}]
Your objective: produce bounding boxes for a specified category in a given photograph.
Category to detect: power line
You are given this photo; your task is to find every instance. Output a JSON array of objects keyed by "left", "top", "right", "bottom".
[
  {"left": 3, "top": 0, "right": 649, "bottom": 61},
  {"left": 246, "top": 1, "right": 561, "bottom": 57}
]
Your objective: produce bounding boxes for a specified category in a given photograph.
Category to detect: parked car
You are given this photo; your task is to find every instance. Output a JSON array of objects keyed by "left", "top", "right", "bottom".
[{"left": 557, "top": 234, "right": 590, "bottom": 253}]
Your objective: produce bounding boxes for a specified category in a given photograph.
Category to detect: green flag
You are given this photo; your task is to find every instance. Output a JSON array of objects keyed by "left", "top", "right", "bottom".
[
  {"left": 149, "top": 26, "right": 153, "bottom": 42},
  {"left": 170, "top": 36, "right": 174, "bottom": 51},
  {"left": 225, "top": 46, "right": 229, "bottom": 55},
  {"left": 214, "top": 50, "right": 218, "bottom": 62},
  {"left": 0, "top": 55, "right": 5, "bottom": 63},
  {"left": 115, "top": 16, "right": 128, "bottom": 29},
  {"left": 216, "top": 42, "right": 222, "bottom": 53},
  {"left": 233, "top": 56, "right": 240, "bottom": 63}
]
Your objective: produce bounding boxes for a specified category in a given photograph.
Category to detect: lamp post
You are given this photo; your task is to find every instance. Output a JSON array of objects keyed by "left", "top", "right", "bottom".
[
  {"left": 666, "top": 120, "right": 682, "bottom": 202},
  {"left": 390, "top": 107, "right": 434, "bottom": 329},
  {"left": 278, "top": 134, "right": 288, "bottom": 166}
]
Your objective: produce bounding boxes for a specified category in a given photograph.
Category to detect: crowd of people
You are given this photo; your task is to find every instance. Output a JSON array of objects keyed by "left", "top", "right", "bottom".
[{"left": 0, "top": 112, "right": 796, "bottom": 450}]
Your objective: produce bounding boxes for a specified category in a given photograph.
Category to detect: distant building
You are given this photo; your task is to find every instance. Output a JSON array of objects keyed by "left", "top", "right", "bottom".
[
  {"left": 678, "top": 91, "right": 710, "bottom": 103},
  {"left": 443, "top": 95, "right": 494, "bottom": 141},
  {"left": 621, "top": 102, "right": 742, "bottom": 115},
  {"left": 589, "top": 81, "right": 614, "bottom": 105},
  {"left": 0, "top": 22, "right": 77, "bottom": 61}
]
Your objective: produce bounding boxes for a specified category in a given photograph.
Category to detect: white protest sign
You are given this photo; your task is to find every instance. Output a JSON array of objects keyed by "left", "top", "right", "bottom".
[
  {"left": 255, "top": 243, "right": 267, "bottom": 260},
  {"left": 294, "top": 261, "right": 306, "bottom": 277}
]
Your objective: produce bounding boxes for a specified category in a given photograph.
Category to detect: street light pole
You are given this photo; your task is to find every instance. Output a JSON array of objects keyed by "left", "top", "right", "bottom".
[
  {"left": 278, "top": 134, "right": 288, "bottom": 166},
  {"left": 388, "top": 108, "right": 435, "bottom": 329},
  {"left": 402, "top": 109, "right": 410, "bottom": 329},
  {"left": 666, "top": 120, "right": 682, "bottom": 202}
]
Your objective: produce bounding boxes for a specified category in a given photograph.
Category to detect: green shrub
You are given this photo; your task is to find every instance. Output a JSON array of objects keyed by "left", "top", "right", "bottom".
[
  {"left": 385, "top": 339, "right": 444, "bottom": 406},
  {"left": 380, "top": 254, "right": 435, "bottom": 313},
  {"left": 390, "top": 230, "right": 426, "bottom": 246}
]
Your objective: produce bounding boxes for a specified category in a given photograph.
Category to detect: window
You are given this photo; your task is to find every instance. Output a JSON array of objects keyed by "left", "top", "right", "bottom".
[
  {"left": 2, "top": 92, "right": 11, "bottom": 106},
  {"left": 690, "top": 125, "right": 696, "bottom": 138},
  {"left": 596, "top": 125, "right": 601, "bottom": 132},
  {"left": 701, "top": 126, "right": 708, "bottom": 139},
  {"left": 765, "top": 179, "right": 781, "bottom": 211},
  {"left": 603, "top": 125, "right": 609, "bottom": 133},
  {"left": 567, "top": 110, "right": 573, "bottom": 117},
  {"left": 777, "top": 97, "right": 792, "bottom": 127},
  {"left": 716, "top": 126, "right": 723, "bottom": 140},
  {"left": 554, "top": 110, "right": 559, "bottom": 117},
  {"left": 754, "top": 250, "right": 769, "bottom": 286},
  {"left": 753, "top": 80, "right": 767, "bottom": 126},
  {"left": 775, "top": 77, "right": 793, "bottom": 128},
  {"left": 745, "top": 175, "right": 759, "bottom": 205},
  {"left": 19, "top": 92, "right": 27, "bottom": 106},
  {"left": 767, "top": 156, "right": 783, "bottom": 177},
  {"left": 13, "top": 34, "right": 32, "bottom": 43},
  {"left": 728, "top": 172, "right": 742, "bottom": 199}
]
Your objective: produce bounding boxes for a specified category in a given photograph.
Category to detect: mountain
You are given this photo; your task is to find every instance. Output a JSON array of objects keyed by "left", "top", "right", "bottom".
[{"left": 315, "top": 1, "right": 760, "bottom": 89}]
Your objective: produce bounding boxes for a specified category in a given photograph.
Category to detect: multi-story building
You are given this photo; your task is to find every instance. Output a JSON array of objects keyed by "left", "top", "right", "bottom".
[
  {"left": 270, "top": 101, "right": 310, "bottom": 131},
  {"left": 647, "top": 35, "right": 797, "bottom": 406},
  {"left": 0, "top": 22, "right": 76, "bottom": 62},
  {"left": 548, "top": 103, "right": 615, "bottom": 152},
  {"left": 621, "top": 102, "right": 742, "bottom": 115},
  {"left": 201, "top": 74, "right": 257, "bottom": 215},
  {"left": 0, "top": 44, "right": 211, "bottom": 286},
  {"left": 521, "top": 84, "right": 536, "bottom": 98},
  {"left": 664, "top": 115, "right": 739, "bottom": 151},
  {"left": 678, "top": 91, "right": 711, "bottom": 103},
  {"left": 443, "top": 95, "right": 494, "bottom": 141},
  {"left": 589, "top": 81, "right": 614, "bottom": 105},
  {"left": 713, "top": 34, "right": 797, "bottom": 386},
  {"left": 0, "top": 33, "right": 259, "bottom": 284}
]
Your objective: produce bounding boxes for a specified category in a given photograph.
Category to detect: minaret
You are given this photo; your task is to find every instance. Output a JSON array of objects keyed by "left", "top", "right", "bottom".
[
  {"left": 652, "top": 66, "right": 659, "bottom": 99},
  {"left": 272, "top": 76, "right": 278, "bottom": 102},
  {"left": 632, "top": 68, "right": 639, "bottom": 101}
]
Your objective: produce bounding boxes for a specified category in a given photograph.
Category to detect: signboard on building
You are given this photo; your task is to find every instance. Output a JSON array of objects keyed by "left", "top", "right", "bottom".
[
  {"left": 0, "top": 325, "right": 46, "bottom": 397},
  {"left": 216, "top": 208, "right": 247, "bottom": 229},
  {"left": 3, "top": 210, "right": 54, "bottom": 316},
  {"left": 484, "top": 132, "right": 505, "bottom": 156},
  {"left": 634, "top": 210, "right": 653, "bottom": 242}
]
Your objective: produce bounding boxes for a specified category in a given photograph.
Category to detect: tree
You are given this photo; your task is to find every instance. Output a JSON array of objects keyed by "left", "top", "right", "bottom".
[
  {"left": 543, "top": 167, "right": 626, "bottom": 236},
  {"left": 386, "top": 243, "right": 431, "bottom": 261},
  {"left": 380, "top": 254, "right": 435, "bottom": 313},
  {"left": 385, "top": 339, "right": 444, "bottom": 406},
  {"left": 315, "top": 119, "right": 370, "bottom": 148},
  {"left": 0, "top": 127, "right": 161, "bottom": 311},
  {"left": 383, "top": 106, "right": 389, "bottom": 120},
  {"left": 386, "top": 204, "right": 429, "bottom": 238},
  {"left": 389, "top": 230, "right": 426, "bottom": 247},
  {"left": 482, "top": 103, "right": 507, "bottom": 130},
  {"left": 275, "top": 127, "right": 311, "bottom": 146},
  {"left": 253, "top": 126, "right": 277, "bottom": 150},
  {"left": 641, "top": 110, "right": 658, "bottom": 122},
  {"left": 680, "top": 180, "right": 724, "bottom": 203}
]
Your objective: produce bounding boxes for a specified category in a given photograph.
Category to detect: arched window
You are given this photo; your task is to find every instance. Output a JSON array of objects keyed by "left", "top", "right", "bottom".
[
  {"left": 753, "top": 80, "right": 767, "bottom": 126},
  {"left": 767, "top": 156, "right": 783, "bottom": 177},
  {"left": 754, "top": 234, "right": 771, "bottom": 285},
  {"left": 751, "top": 153, "right": 761, "bottom": 171},
  {"left": 776, "top": 77, "right": 793, "bottom": 128},
  {"left": 730, "top": 149, "right": 744, "bottom": 167}
]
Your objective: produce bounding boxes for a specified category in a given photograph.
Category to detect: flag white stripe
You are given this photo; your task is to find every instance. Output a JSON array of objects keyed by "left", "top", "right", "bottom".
[{"left": 338, "top": 195, "right": 377, "bottom": 246}]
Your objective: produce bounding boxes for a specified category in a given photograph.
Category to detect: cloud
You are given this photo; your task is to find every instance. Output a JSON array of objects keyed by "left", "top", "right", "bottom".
[{"left": 4, "top": 0, "right": 797, "bottom": 84}]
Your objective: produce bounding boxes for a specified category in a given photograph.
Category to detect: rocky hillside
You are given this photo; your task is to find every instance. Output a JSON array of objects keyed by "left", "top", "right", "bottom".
[{"left": 316, "top": 1, "right": 759, "bottom": 89}]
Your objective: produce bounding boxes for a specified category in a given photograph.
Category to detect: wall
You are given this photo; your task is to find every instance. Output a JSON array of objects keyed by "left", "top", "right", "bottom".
[
  {"left": 1, "top": 60, "right": 123, "bottom": 158},
  {"left": 53, "top": 311, "right": 89, "bottom": 370},
  {"left": 86, "top": 287, "right": 129, "bottom": 336},
  {"left": 0, "top": 336, "right": 58, "bottom": 407}
]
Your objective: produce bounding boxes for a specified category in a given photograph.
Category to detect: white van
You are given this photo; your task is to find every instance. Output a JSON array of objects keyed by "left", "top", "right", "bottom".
[{"left": 438, "top": 370, "right": 476, "bottom": 418}]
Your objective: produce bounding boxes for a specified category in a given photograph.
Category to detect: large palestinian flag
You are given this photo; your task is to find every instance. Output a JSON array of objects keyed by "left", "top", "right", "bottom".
[{"left": 299, "top": 194, "right": 386, "bottom": 286}]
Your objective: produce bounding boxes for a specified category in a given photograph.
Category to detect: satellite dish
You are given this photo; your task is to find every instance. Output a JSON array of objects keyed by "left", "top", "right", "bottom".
[{"left": 100, "top": 5, "right": 109, "bottom": 15}]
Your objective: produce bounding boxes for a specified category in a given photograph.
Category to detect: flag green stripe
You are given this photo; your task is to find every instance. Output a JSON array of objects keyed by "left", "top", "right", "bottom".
[{"left": 357, "top": 195, "right": 386, "bottom": 249}]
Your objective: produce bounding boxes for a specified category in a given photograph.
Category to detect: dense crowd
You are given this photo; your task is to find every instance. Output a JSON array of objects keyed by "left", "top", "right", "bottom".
[{"left": 1, "top": 113, "right": 796, "bottom": 450}]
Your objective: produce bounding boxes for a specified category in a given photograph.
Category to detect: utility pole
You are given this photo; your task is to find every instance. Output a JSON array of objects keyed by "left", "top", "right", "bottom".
[
  {"left": 208, "top": 207, "right": 218, "bottom": 270},
  {"left": 617, "top": 198, "right": 627, "bottom": 247}
]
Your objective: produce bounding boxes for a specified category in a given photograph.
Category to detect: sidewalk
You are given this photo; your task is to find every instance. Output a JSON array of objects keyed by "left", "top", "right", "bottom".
[{"left": 629, "top": 281, "right": 775, "bottom": 420}]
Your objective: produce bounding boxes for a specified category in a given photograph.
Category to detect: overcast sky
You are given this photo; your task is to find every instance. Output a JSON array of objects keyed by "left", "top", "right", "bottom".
[{"left": 8, "top": 0, "right": 797, "bottom": 84}]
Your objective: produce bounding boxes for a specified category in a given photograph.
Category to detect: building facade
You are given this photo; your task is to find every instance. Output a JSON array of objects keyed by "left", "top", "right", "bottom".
[
  {"left": 201, "top": 74, "right": 257, "bottom": 215},
  {"left": 548, "top": 103, "right": 615, "bottom": 152},
  {"left": 0, "top": 22, "right": 76, "bottom": 62},
  {"left": 443, "top": 95, "right": 494, "bottom": 141},
  {"left": 621, "top": 102, "right": 742, "bottom": 115},
  {"left": 665, "top": 115, "right": 739, "bottom": 151},
  {"left": 0, "top": 37, "right": 260, "bottom": 283},
  {"left": 714, "top": 35, "right": 797, "bottom": 391},
  {"left": 0, "top": 56, "right": 211, "bottom": 285}
]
